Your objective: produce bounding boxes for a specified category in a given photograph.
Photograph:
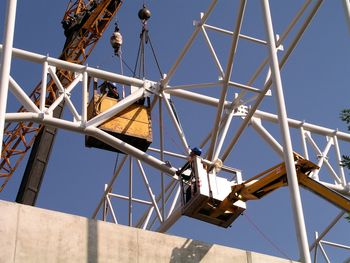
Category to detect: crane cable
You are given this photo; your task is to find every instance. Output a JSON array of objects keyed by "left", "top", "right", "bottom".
[
  {"left": 133, "top": 6, "right": 163, "bottom": 79},
  {"left": 132, "top": 7, "right": 185, "bottom": 151},
  {"left": 118, "top": 47, "right": 126, "bottom": 98},
  {"left": 243, "top": 212, "right": 291, "bottom": 260}
]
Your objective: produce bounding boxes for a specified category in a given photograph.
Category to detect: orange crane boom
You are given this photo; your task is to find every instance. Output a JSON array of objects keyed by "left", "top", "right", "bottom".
[
  {"left": 212, "top": 153, "right": 350, "bottom": 220},
  {"left": 0, "top": 0, "right": 123, "bottom": 200}
]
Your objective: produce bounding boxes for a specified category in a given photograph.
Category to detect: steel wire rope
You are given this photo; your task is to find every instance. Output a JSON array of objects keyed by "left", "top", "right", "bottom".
[
  {"left": 243, "top": 212, "right": 291, "bottom": 260},
  {"left": 148, "top": 34, "right": 163, "bottom": 77},
  {"left": 130, "top": 13, "right": 187, "bottom": 153}
]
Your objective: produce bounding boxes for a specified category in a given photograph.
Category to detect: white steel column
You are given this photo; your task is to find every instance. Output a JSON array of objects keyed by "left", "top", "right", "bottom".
[
  {"left": 0, "top": 0, "right": 17, "bottom": 158},
  {"left": 161, "top": 92, "right": 190, "bottom": 154},
  {"left": 309, "top": 211, "right": 346, "bottom": 252},
  {"left": 207, "top": 0, "right": 246, "bottom": 161},
  {"left": 129, "top": 156, "right": 133, "bottom": 226},
  {"left": 343, "top": 0, "right": 350, "bottom": 32},
  {"left": 251, "top": 118, "right": 284, "bottom": 158},
  {"left": 162, "top": 0, "right": 218, "bottom": 85},
  {"left": 261, "top": 1, "right": 311, "bottom": 262},
  {"left": 40, "top": 60, "right": 48, "bottom": 111},
  {"left": 159, "top": 98, "right": 165, "bottom": 220},
  {"left": 137, "top": 160, "right": 163, "bottom": 222}
]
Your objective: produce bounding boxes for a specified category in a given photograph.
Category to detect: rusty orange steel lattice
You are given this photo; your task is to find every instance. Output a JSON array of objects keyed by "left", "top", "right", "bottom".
[{"left": 0, "top": 0, "right": 123, "bottom": 192}]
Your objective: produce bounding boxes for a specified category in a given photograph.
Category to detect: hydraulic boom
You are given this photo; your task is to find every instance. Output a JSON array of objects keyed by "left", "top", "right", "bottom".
[
  {"left": 214, "top": 153, "right": 350, "bottom": 218},
  {"left": 180, "top": 154, "right": 350, "bottom": 228}
]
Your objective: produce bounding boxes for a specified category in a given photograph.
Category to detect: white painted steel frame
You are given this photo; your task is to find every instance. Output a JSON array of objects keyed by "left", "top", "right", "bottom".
[
  {"left": 221, "top": 0, "right": 323, "bottom": 162},
  {"left": 2, "top": 1, "right": 350, "bottom": 260},
  {"left": 208, "top": 0, "right": 246, "bottom": 162},
  {"left": 344, "top": 0, "right": 350, "bottom": 32},
  {"left": 262, "top": 1, "right": 310, "bottom": 261},
  {"left": 251, "top": 118, "right": 350, "bottom": 195},
  {"left": 2, "top": 46, "right": 350, "bottom": 195},
  {"left": 0, "top": 0, "right": 17, "bottom": 158},
  {"left": 309, "top": 211, "right": 349, "bottom": 262}
]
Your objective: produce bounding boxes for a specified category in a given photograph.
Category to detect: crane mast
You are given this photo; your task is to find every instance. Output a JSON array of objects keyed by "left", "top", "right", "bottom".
[{"left": 0, "top": 0, "right": 123, "bottom": 205}]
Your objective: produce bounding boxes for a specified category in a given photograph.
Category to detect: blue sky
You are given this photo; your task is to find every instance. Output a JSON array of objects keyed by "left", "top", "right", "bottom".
[{"left": 1, "top": 1, "right": 350, "bottom": 261}]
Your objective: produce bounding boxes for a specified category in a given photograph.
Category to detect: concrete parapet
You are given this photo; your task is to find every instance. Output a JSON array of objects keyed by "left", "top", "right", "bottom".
[{"left": 0, "top": 200, "right": 298, "bottom": 263}]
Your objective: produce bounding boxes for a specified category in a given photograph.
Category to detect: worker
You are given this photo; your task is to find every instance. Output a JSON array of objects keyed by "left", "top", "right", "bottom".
[
  {"left": 107, "top": 83, "right": 120, "bottom": 99},
  {"left": 110, "top": 25, "right": 123, "bottom": 56},
  {"left": 176, "top": 147, "right": 202, "bottom": 181},
  {"left": 99, "top": 81, "right": 119, "bottom": 100}
]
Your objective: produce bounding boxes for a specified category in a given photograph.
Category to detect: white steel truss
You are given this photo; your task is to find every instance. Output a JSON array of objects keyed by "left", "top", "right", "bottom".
[
  {"left": 1, "top": 1, "right": 350, "bottom": 262},
  {"left": 309, "top": 211, "right": 350, "bottom": 263}
]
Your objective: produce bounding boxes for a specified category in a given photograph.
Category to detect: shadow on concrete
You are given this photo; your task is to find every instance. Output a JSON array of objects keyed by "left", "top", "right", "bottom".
[
  {"left": 170, "top": 239, "right": 213, "bottom": 263},
  {"left": 87, "top": 219, "right": 98, "bottom": 263}
]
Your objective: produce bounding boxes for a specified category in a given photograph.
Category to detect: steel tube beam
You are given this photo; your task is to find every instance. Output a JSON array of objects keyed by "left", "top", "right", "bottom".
[
  {"left": 204, "top": 23, "right": 268, "bottom": 45},
  {"left": 0, "top": 45, "right": 146, "bottom": 87},
  {"left": 255, "top": 110, "right": 350, "bottom": 142},
  {"left": 201, "top": 25, "right": 224, "bottom": 76},
  {"left": 6, "top": 93, "right": 350, "bottom": 144},
  {"left": 4, "top": 112, "right": 179, "bottom": 178},
  {"left": 207, "top": 0, "right": 246, "bottom": 161},
  {"left": 333, "top": 136, "right": 347, "bottom": 185},
  {"left": 8, "top": 76, "right": 41, "bottom": 113},
  {"left": 0, "top": 0, "right": 17, "bottom": 159},
  {"left": 45, "top": 71, "right": 80, "bottom": 115},
  {"left": 108, "top": 193, "right": 153, "bottom": 205},
  {"left": 167, "top": 184, "right": 181, "bottom": 219},
  {"left": 147, "top": 180, "right": 179, "bottom": 230},
  {"left": 86, "top": 88, "right": 144, "bottom": 127},
  {"left": 92, "top": 154, "right": 128, "bottom": 219},
  {"left": 161, "top": 92, "right": 190, "bottom": 154},
  {"left": 343, "top": 0, "right": 350, "bottom": 32},
  {"left": 129, "top": 156, "right": 133, "bottom": 226},
  {"left": 212, "top": 109, "right": 234, "bottom": 161},
  {"left": 164, "top": 81, "right": 220, "bottom": 91},
  {"left": 105, "top": 195, "right": 118, "bottom": 224},
  {"left": 157, "top": 207, "right": 182, "bottom": 233},
  {"left": 165, "top": 88, "right": 350, "bottom": 143},
  {"left": 320, "top": 240, "right": 350, "bottom": 250},
  {"left": 300, "top": 127, "right": 309, "bottom": 159},
  {"left": 102, "top": 184, "right": 108, "bottom": 221},
  {"left": 40, "top": 60, "right": 48, "bottom": 112},
  {"left": 309, "top": 211, "right": 346, "bottom": 252},
  {"left": 220, "top": 0, "right": 322, "bottom": 162},
  {"left": 135, "top": 179, "right": 177, "bottom": 228},
  {"left": 142, "top": 207, "right": 154, "bottom": 230},
  {"left": 148, "top": 147, "right": 187, "bottom": 160},
  {"left": 251, "top": 118, "right": 284, "bottom": 158},
  {"left": 162, "top": 0, "right": 218, "bottom": 86},
  {"left": 137, "top": 160, "right": 163, "bottom": 222},
  {"left": 248, "top": 0, "right": 315, "bottom": 87},
  {"left": 159, "top": 99, "right": 165, "bottom": 220},
  {"left": 262, "top": 1, "right": 310, "bottom": 262},
  {"left": 87, "top": 127, "right": 178, "bottom": 177},
  {"left": 82, "top": 70, "right": 88, "bottom": 124}
]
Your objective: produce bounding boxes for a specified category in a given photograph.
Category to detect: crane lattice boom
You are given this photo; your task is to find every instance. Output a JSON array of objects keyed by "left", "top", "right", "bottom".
[{"left": 0, "top": 0, "right": 123, "bottom": 192}]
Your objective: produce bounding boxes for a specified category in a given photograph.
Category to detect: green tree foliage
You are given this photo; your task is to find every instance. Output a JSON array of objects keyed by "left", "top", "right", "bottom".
[
  {"left": 340, "top": 109, "right": 350, "bottom": 169},
  {"left": 340, "top": 109, "right": 350, "bottom": 222}
]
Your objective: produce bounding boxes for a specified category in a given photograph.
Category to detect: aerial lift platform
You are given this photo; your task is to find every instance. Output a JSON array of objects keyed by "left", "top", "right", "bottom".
[
  {"left": 180, "top": 156, "right": 246, "bottom": 228},
  {"left": 179, "top": 153, "right": 350, "bottom": 228}
]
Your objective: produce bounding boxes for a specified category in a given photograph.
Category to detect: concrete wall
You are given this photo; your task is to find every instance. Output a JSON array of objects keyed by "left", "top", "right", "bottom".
[{"left": 0, "top": 200, "right": 298, "bottom": 263}]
